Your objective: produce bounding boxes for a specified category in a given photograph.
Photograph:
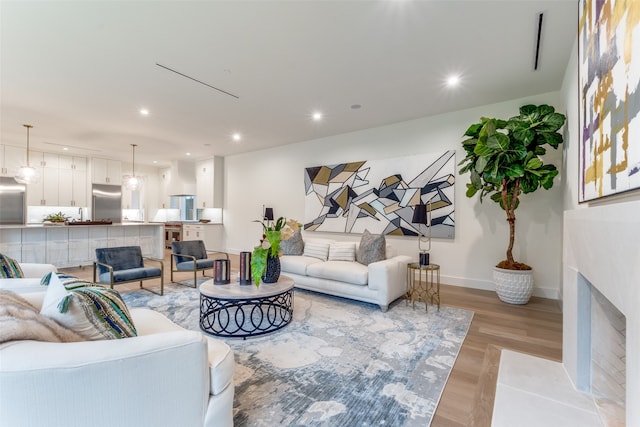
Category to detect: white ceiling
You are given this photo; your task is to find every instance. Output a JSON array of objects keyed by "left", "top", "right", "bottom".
[{"left": 0, "top": 0, "right": 577, "bottom": 168}]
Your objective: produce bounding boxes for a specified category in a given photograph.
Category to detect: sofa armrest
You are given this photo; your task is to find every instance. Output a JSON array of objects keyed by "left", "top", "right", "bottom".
[
  {"left": 368, "top": 255, "right": 412, "bottom": 307},
  {"left": 0, "top": 331, "right": 210, "bottom": 427},
  {"left": 18, "top": 263, "right": 57, "bottom": 279}
]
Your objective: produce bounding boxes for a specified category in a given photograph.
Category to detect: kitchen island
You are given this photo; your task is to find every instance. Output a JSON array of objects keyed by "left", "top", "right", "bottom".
[{"left": 0, "top": 223, "right": 164, "bottom": 268}]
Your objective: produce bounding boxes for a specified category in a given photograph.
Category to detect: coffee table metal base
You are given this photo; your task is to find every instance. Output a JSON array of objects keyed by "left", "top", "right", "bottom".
[{"left": 199, "top": 279, "right": 294, "bottom": 339}]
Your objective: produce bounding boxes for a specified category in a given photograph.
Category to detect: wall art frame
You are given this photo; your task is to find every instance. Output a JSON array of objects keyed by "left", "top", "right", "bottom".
[
  {"left": 578, "top": 0, "right": 640, "bottom": 202},
  {"left": 304, "top": 150, "right": 455, "bottom": 238}
]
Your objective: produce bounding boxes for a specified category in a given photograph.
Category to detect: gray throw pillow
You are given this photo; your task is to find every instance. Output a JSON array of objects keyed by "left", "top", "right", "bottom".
[
  {"left": 356, "top": 230, "right": 386, "bottom": 265},
  {"left": 280, "top": 229, "right": 304, "bottom": 255}
]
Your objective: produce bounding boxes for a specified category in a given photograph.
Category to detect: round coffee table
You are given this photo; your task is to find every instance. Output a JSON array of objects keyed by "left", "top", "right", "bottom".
[{"left": 199, "top": 276, "right": 294, "bottom": 339}]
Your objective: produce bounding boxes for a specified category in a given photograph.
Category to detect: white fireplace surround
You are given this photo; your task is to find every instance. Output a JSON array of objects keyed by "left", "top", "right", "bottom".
[{"left": 563, "top": 201, "right": 640, "bottom": 425}]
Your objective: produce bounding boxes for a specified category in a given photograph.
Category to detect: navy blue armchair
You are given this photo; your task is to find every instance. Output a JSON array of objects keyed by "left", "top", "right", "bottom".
[
  {"left": 93, "top": 246, "right": 164, "bottom": 295},
  {"left": 170, "top": 240, "right": 229, "bottom": 287}
]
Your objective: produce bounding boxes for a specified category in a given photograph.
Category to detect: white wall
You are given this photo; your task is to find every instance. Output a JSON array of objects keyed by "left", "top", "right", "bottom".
[{"left": 225, "top": 91, "right": 566, "bottom": 298}]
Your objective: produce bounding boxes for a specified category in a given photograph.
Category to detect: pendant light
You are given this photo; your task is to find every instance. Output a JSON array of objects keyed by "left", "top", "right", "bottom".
[
  {"left": 14, "top": 124, "right": 40, "bottom": 184},
  {"left": 124, "top": 143, "right": 142, "bottom": 190}
]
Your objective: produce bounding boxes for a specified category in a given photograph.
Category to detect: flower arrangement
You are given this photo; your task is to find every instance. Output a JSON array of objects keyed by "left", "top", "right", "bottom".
[{"left": 251, "top": 216, "right": 300, "bottom": 286}]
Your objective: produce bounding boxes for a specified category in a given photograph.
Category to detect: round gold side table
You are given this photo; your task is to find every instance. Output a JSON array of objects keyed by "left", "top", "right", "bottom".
[{"left": 406, "top": 262, "right": 440, "bottom": 312}]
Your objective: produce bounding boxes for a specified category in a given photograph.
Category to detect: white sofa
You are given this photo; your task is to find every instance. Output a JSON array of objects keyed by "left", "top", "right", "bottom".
[
  {"left": 0, "top": 262, "right": 57, "bottom": 293},
  {"left": 280, "top": 239, "right": 412, "bottom": 311},
  {"left": 0, "top": 291, "right": 235, "bottom": 427}
]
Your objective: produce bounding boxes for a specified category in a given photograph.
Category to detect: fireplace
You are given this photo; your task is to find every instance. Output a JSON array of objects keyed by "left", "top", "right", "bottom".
[{"left": 563, "top": 201, "right": 639, "bottom": 426}]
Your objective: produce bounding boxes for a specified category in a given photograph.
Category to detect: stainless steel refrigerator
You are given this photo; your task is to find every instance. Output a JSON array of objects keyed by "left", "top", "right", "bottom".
[
  {"left": 0, "top": 177, "right": 26, "bottom": 224},
  {"left": 92, "top": 184, "right": 122, "bottom": 223}
]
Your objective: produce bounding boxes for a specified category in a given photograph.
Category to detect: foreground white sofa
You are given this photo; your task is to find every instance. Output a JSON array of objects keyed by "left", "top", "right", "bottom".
[
  {"left": 0, "top": 262, "right": 57, "bottom": 293},
  {"left": 0, "top": 291, "right": 235, "bottom": 427},
  {"left": 280, "top": 238, "right": 411, "bottom": 311}
]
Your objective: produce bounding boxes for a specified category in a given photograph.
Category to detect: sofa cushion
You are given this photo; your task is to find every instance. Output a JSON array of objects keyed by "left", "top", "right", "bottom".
[
  {"left": 303, "top": 241, "right": 330, "bottom": 261},
  {"left": 328, "top": 242, "right": 356, "bottom": 261},
  {"left": 306, "top": 261, "right": 369, "bottom": 286},
  {"left": 280, "top": 229, "right": 304, "bottom": 255},
  {"left": 41, "top": 272, "right": 94, "bottom": 289},
  {"left": 0, "top": 254, "right": 23, "bottom": 278},
  {"left": 176, "top": 259, "right": 215, "bottom": 271},
  {"left": 99, "top": 267, "right": 162, "bottom": 283},
  {"left": 40, "top": 274, "right": 137, "bottom": 340},
  {"left": 356, "top": 230, "right": 386, "bottom": 265},
  {"left": 280, "top": 255, "right": 323, "bottom": 276}
]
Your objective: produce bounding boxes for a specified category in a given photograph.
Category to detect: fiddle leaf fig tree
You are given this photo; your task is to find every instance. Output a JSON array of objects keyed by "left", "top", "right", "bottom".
[{"left": 458, "top": 104, "right": 566, "bottom": 270}]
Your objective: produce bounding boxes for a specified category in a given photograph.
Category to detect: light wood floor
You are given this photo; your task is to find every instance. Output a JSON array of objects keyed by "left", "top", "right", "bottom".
[{"left": 62, "top": 252, "right": 563, "bottom": 427}]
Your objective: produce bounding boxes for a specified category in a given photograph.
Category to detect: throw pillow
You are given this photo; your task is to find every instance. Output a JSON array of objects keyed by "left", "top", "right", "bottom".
[
  {"left": 280, "top": 229, "right": 304, "bottom": 255},
  {"left": 356, "top": 230, "right": 386, "bottom": 265},
  {"left": 328, "top": 242, "right": 356, "bottom": 262},
  {"left": 0, "top": 290, "right": 86, "bottom": 344},
  {"left": 303, "top": 241, "right": 330, "bottom": 261},
  {"left": 0, "top": 253, "right": 23, "bottom": 278},
  {"left": 40, "top": 272, "right": 94, "bottom": 290},
  {"left": 40, "top": 274, "right": 137, "bottom": 340}
]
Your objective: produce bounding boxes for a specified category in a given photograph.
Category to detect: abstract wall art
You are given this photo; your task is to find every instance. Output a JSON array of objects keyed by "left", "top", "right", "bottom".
[
  {"left": 304, "top": 150, "right": 455, "bottom": 238},
  {"left": 578, "top": 0, "right": 640, "bottom": 202}
]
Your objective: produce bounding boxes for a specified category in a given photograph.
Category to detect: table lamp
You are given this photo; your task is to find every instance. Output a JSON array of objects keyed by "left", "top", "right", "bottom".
[{"left": 412, "top": 200, "right": 432, "bottom": 266}]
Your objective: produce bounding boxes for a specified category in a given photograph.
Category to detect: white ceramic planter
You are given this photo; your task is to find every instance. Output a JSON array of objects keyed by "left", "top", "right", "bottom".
[{"left": 493, "top": 266, "right": 534, "bottom": 304}]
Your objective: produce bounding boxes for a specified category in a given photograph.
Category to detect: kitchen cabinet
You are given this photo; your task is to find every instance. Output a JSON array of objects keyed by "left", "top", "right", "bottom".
[
  {"left": 92, "top": 157, "right": 122, "bottom": 185},
  {"left": 0, "top": 144, "right": 26, "bottom": 177},
  {"left": 182, "top": 224, "right": 204, "bottom": 241},
  {"left": 0, "top": 224, "right": 164, "bottom": 267},
  {"left": 26, "top": 151, "right": 60, "bottom": 206},
  {"left": 58, "top": 156, "right": 87, "bottom": 207},
  {"left": 196, "top": 156, "right": 223, "bottom": 209},
  {"left": 159, "top": 167, "right": 172, "bottom": 208},
  {"left": 0, "top": 229, "right": 22, "bottom": 260},
  {"left": 183, "top": 223, "right": 223, "bottom": 251}
]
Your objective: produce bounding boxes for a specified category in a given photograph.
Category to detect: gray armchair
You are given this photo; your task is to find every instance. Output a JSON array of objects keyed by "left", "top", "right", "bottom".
[
  {"left": 93, "top": 246, "right": 164, "bottom": 295},
  {"left": 170, "top": 240, "right": 229, "bottom": 288}
]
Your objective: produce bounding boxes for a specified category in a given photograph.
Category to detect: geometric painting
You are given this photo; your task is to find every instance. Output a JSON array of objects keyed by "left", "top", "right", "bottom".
[
  {"left": 578, "top": 0, "right": 640, "bottom": 201},
  {"left": 304, "top": 150, "right": 455, "bottom": 238}
]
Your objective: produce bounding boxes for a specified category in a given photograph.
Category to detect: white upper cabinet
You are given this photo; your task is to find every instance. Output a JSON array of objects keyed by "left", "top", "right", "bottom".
[
  {"left": 92, "top": 158, "right": 122, "bottom": 185},
  {"left": 58, "top": 156, "right": 87, "bottom": 207},
  {"left": 26, "top": 151, "right": 60, "bottom": 206},
  {"left": 0, "top": 144, "right": 26, "bottom": 177},
  {"left": 196, "top": 156, "right": 223, "bottom": 209},
  {"left": 159, "top": 167, "right": 171, "bottom": 208}
]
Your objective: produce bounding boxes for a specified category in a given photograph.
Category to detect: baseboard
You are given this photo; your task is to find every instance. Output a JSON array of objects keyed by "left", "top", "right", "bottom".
[{"left": 440, "top": 274, "right": 560, "bottom": 300}]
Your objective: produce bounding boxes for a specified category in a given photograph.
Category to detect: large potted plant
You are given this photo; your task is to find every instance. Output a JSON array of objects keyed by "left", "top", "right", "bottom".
[{"left": 458, "top": 104, "right": 566, "bottom": 304}]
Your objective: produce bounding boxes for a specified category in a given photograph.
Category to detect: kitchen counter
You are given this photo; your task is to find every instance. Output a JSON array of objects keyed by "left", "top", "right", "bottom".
[{"left": 0, "top": 223, "right": 164, "bottom": 267}]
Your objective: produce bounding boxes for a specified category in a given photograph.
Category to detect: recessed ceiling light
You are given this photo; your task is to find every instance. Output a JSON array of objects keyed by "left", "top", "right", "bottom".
[
  {"left": 446, "top": 75, "right": 460, "bottom": 87},
  {"left": 186, "top": 152, "right": 191, "bottom": 156},
  {"left": 140, "top": 108, "right": 149, "bottom": 116},
  {"left": 153, "top": 160, "right": 158, "bottom": 164},
  {"left": 62, "top": 147, "right": 69, "bottom": 151},
  {"left": 312, "top": 112, "right": 323, "bottom": 121},
  {"left": 232, "top": 133, "right": 241, "bottom": 142}
]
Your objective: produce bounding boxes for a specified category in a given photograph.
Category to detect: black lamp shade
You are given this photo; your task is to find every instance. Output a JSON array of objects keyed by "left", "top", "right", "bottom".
[
  {"left": 412, "top": 204, "right": 427, "bottom": 224},
  {"left": 264, "top": 207, "right": 274, "bottom": 221}
]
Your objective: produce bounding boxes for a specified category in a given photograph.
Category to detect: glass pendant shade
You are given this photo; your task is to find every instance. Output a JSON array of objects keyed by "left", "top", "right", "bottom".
[
  {"left": 14, "top": 124, "right": 40, "bottom": 184},
  {"left": 124, "top": 143, "right": 142, "bottom": 190}
]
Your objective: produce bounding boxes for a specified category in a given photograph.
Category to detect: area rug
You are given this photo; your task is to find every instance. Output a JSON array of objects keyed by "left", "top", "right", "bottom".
[{"left": 121, "top": 282, "right": 474, "bottom": 426}]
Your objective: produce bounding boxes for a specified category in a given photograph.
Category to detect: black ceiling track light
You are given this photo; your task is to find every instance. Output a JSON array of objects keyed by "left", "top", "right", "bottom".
[{"left": 534, "top": 12, "right": 544, "bottom": 71}]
